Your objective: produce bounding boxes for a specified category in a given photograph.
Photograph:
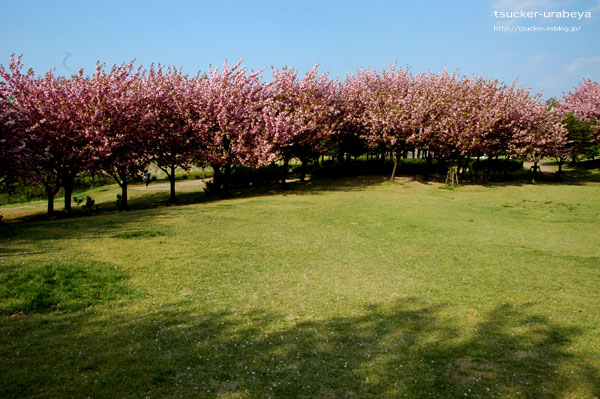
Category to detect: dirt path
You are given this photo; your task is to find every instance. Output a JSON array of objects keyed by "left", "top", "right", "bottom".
[
  {"left": 523, "top": 161, "right": 556, "bottom": 174},
  {"left": 130, "top": 178, "right": 208, "bottom": 192}
]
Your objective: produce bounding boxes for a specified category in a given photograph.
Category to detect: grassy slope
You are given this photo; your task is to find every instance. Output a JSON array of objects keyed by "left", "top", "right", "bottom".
[{"left": 1, "top": 177, "right": 599, "bottom": 398}]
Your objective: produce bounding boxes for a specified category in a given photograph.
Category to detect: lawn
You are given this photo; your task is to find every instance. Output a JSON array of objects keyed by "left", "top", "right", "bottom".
[{"left": 1, "top": 176, "right": 599, "bottom": 398}]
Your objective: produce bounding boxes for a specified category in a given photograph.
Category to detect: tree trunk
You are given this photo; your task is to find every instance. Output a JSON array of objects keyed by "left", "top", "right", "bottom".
[
  {"left": 42, "top": 180, "right": 60, "bottom": 215},
  {"left": 390, "top": 152, "right": 399, "bottom": 181},
  {"left": 121, "top": 181, "right": 128, "bottom": 210},
  {"left": 281, "top": 157, "right": 289, "bottom": 186},
  {"left": 63, "top": 173, "right": 74, "bottom": 214},
  {"left": 558, "top": 161, "right": 563, "bottom": 174},
  {"left": 169, "top": 165, "right": 176, "bottom": 204},
  {"left": 64, "top": 184, "right": 72, "bottom": 213},
  {"left": 211, "top": 164, "right": 222, "bottom": 194},
  {"left": 47, "top": 192, "right": 55, "bottom": 214},
  {"left": 300, "top": 157, "right": 307, "bottom": 182},
  {"left": 456, "top": 155, "right": 464, "bottom": 176},
  {"left": 113, "top": 169, "right": 129, "bottom": 210},
  {"left": 223, "top": 164, "right": 231, "bottom": 195},
  {"left": 555, "top": 159, "right": 564, "bottom": 180},
  {"left": 530, "top": 161, "right": 539, "bottom": 183},
  {"left": 486, "top": 154, "right": 494, "bottom": 178}
]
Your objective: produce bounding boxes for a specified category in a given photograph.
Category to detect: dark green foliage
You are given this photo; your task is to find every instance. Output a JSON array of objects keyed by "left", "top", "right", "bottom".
[
  {"left": 564, "top": 113, "right": 599, "bottom": 162},
  {"left": 0, "top": 179, "right": 46, "bottom": 204},
  {"left": 0, "top": 175, "right": 113, "bottom": 205},
  {"left": 229, "top": 163, "right": 287, "bottom": 187},
  {"left": 310, "top": 158, "right": 442, "bottom": 180},
  {"left": 471, "top": 158, "right": 524, "bottom": 174},
  {"left": 397, "top": 158, "right": 444, "bottom": 174},
  {"left": 562, "top": 157, "right": 600, "bottom": 182},
  {"left": 205, "top": 163, "right": 287, "bottom": 194},
  {"left": 0, "top": 260, "right": 135, "bottom": 314},
  {"left": 0, "top": 175, "right": 114, "bottom": 205}
]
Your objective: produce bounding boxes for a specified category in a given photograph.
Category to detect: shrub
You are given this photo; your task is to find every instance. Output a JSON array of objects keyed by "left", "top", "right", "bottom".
[
  {"left": 471, "top": 158, "right": 524, "bottom": 174},
  {"left": 206, "top": 164, "right": 287, "bottom": 194},
  {"left": 82, "top": 196, "right": 96, "bottom": 210},
  {"left": 310, "top": 158, "right": 442, "bottom": 180}
]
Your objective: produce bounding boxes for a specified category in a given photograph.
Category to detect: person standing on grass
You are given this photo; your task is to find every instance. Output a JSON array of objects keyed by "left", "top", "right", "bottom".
[{"left": 144, "top": 170, "right": 151, "bottom": 188}]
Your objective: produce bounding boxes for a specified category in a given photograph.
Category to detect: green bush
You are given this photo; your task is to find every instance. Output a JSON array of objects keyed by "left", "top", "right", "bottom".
[
  {"left": 206, "top": 164, "right": 287, "bottom": 194},
  {"left": 471, "top": 158, "right": 524, "bottom": 174},
  {"left": 310, "top": 158, "right": 442, "bottom": 180}
]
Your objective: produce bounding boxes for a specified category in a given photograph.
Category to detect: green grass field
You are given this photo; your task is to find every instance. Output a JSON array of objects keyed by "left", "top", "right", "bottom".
[{"left": 1, "top": 176, "right": 599, "bottom": 398}]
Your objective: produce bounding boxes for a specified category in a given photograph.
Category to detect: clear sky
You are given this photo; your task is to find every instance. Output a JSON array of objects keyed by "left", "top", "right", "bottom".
[{"left": 1, "top": 0, "right": 599, "bottom": 99}]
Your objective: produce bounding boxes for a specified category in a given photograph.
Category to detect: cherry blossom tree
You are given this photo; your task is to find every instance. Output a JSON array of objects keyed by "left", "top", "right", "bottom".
[
  {"left": 0, "top": 80, "right": 26, "bottom": 190},
  {"left": 359, "top": 65, "right": 428, "bottom": 180},
  {"left": 188, "top": 60, "right": 269, "bottom": 194},
  {"left": 425, "top": 74, "right": 520, "bottom": 168},
  {"left": 0, "top": 55, "right": 97, "bottom": 214},
  {"left": 87, "top": 61, "right": 150, "bottom": 210},
  {"left": 486, "top": 85, "right": 569, "bottom": 180},
  {"left": 0, "top": 57, "right": 59, "bottom": 213},
  {"left": 468, "top": 79, "right": 524, "bottom": 163},
  {"left": 50, "top": 72, "right": 98, "bottom": 213},
  {"left": 262, "top": 65, "right": 339, "bottom": 183},
  {"left": 144, "top": 65, "right": 196, "bottom": 203},
  {"left": 331, "top": 73, "right": 371, "bottom": 164}
]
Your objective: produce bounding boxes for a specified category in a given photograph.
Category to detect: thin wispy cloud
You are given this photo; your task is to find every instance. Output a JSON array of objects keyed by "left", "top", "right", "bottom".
[
  {"left": 491, "top": 0, "right": 572, "bottom": 11},
  {"left": 524, "top": 54, "right": 551, "bottom": 71},
  {"left": 566, "top": 56, "right": 600, "bottom": 72},
  {"left": 587, "top": 0, "right": 600, "bottom": 13}
]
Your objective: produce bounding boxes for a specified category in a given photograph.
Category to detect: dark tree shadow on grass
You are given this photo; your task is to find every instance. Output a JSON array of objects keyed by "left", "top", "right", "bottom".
[
  {"left": 5, "top": 169, "right": 596, "bottom": 229},
  {"left": 0, "top": 299, "right": 597, "bottom": 398},
  {"left": 0, "top": 176, "right": 390, "bottom": 227},
  {"left": 0, "top": 206, "right": 175, "bottom": 242}
]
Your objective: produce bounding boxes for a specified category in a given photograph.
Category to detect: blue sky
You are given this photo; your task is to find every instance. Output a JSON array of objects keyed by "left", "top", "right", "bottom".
[{"left": 1, "top": 0, "right": 599, "bottom": 99}]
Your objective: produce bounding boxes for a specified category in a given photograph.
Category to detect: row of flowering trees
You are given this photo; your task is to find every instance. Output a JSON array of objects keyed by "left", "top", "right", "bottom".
[{"left": 1, "top": 55, "right": 598, "bottom": 213}]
